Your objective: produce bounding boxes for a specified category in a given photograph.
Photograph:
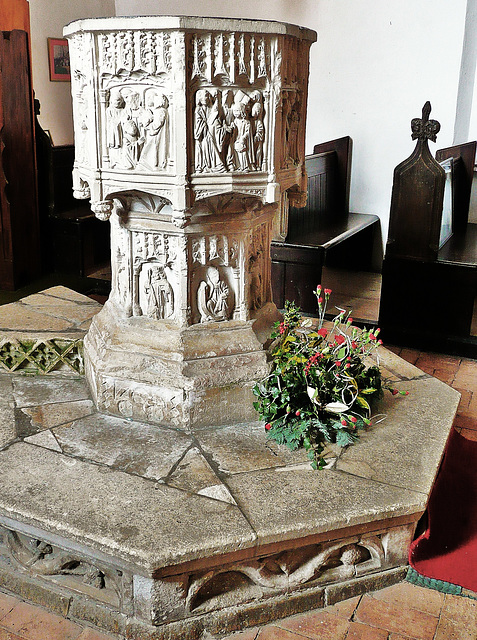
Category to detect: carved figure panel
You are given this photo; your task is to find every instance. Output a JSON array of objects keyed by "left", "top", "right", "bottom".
[
  {"left": 282, "top": 89, "right": 302, "bottom": 167},
  {"left": 104, "top": 87, "right": 170, "bottom": 171},
  {"left": 5, "top": 528, "right": 123, "bottom": 608},
  {"left": 197, "top": 266, "right": 230, "bottom": 323},
  {"left": 193, "top": 89, "right": 266, "bottom": 174},
  {"left": 140, "top": 263, "right": 174, "bottom": 319},
  {"left": 131, "top": 230, "right": 180, "bottom": 320},
  {"left": 248, "top": 225, "right": 267, "bottom": 311}
]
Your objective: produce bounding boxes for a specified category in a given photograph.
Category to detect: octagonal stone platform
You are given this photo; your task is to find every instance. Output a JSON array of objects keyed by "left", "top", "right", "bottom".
[{"left": 0, "top": 289, "right": 460, "bottom": 639}]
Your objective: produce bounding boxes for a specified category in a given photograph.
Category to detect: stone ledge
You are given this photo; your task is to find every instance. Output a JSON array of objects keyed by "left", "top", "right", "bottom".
[{"left": 0, "top": 287, "right": 460, "bottom": 637}]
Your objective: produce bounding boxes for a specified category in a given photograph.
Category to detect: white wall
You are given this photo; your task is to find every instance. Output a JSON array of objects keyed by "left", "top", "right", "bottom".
[
  {"left": 29, "top": 0, "right": 115, "bottom": 145},
  {"left": 302, "top": 0, "right": 468, "bottom": 243},
  {"left": 114, "top": 0, "right": 313, "bottom": 24},
  {"left": 113, "top": 0, "right": 472, "bottom": 245},
  {"left": 29, "top": 0, "right": 470, "bottom": 245}
]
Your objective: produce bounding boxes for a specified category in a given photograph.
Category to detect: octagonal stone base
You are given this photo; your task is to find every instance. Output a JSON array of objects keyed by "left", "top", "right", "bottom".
[
  {"left": 0, "top": 288, "right": 461, "bottom": 640},
  {"left": 85, "top": 299, "right": 279, "bottom": 430}
]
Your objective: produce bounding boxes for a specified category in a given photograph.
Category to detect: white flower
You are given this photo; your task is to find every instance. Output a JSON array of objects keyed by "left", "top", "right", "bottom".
[{"left": 324, "top": 401, "right": 349, "bottom": 414}]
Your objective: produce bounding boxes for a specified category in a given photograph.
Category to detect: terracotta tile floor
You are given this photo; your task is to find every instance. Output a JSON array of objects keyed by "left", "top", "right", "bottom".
[{"left": 0, "top": 347, "right": 476, "bottom": 639}]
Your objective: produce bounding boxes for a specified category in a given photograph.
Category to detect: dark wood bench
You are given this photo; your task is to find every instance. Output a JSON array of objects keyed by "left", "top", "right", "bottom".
[
  {"left": 271, "top": 137, "right": 381, "bottom": 313},
  {"left": 35, "top": 109, "right": 110, "bottom": 277}
]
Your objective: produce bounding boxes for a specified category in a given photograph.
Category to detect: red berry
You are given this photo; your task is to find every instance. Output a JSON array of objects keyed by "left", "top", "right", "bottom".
[
  {"left": 265, "top": 423, "right": 272, "bottom": 431},
  {"left": 295, "top": 410, "right": 301, "bottom": 417}
]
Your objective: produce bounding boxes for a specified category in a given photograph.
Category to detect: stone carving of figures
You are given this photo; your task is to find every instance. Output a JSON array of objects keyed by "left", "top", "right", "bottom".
[
  {"left": 145, "top": 264, "right": 174, "bottom": 320},
  {"left": 197, "top": 266, "right": 229, "bottom": 322},
  {"left": 222, "top": 90, "right": 236, "bottom": 171},
  {"left": 139, "top": 92, "right": 169, "bottom": 170},
  {"left": 122, "top": 91, "right": 146, "bottom": 168},
  {"left": 252, "top": 101, "right": 264, "bottom": 171},
  {"left": 106, "top": 90, "right": 125, "bottom": 168},
  {"left": 231, "top": 101, "right": 254, "bottom": 172},
  {"left": 194, "top": 90, "right": 226, "bottom": 173},
  {"left": 286, "top": 92, "right": 301, "bottom": 165},
  {"left": 249, "top": 253, "right": 262, "bottom": 310}
]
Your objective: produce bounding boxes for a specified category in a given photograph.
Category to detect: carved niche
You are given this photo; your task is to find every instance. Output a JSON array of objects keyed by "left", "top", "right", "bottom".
[
  {"left": 190, "top": 30, "right": 270, "bottom": 177},
  {"left": 132, "top": 230, "right": 180, "bottom": 319},
  {"left": 193, "top": 88, "right": 266, "bottom": 174},
  {"left": 190, "top": 234, "right": 239, "bottom": 324},
  {"left": 105, "top": 87, "right": 171, "bottom": 172},
  {"left": 97, "top": 29, "right": 173, "bottom": 173}
]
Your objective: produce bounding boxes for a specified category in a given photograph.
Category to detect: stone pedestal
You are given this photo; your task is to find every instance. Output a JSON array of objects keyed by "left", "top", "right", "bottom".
[{"left": 64, "top": 16, "right": 316, "bottom": 428}]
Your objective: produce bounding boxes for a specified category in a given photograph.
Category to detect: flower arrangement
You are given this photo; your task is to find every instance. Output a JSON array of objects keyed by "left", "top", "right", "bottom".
[{"left": 253, "top": 286, "right": 407, "bottom": 469}]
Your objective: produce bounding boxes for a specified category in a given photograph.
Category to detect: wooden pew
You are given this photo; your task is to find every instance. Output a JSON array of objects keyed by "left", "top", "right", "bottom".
[
  {"left": 379, "top": 139, "right": 477, "bottom": 357},
  {"left": 271, "top": 137, "right": 381, "bottom": 313},
  {"left": 35, "top": 109, "right": 110, "bottom": 277}
]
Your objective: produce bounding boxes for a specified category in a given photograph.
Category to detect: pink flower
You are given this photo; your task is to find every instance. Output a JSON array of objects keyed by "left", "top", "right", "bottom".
[
  {"left": 350, "top": 416, "right": 357, "bottom": 423},
  {"left": 391, "top": 389, "right": 399, "bottom": 396},
  {"left": 318, "top": 297, "right": 323, "bottom": 304},
  {"left": 295, "top": 410, "right": 301, "bottom": 417},
  {"left": 335, "top": 335, "right": 345, "bottom": 345},
  {"left": 378, "top": 339, "right": 383, "bottom": 345},
  {"left": 369, "top": 333, "right": 376, "bottom": 341},
  {"left": 351, "top": 341, "right": 358, "bottom": 349},
  {"left": 324, "top": 288, "right": 332, "bottom": 295},
  {"left": 347, "top": 317, "right": 353, "bottom": 324},
  {"left": 341, "top": 418, "right": 347, "bottom": 426},
  {"left": 335, "top": 360, "right": 342, "bottom": 367},
  {"left": 317, "top": 327, "right": 328, "bottom": 337},
  {"left": 265, "top": 423, "right": 272, "bottom": 431},
  {"left": 317, "top": 284, "right": 322, "bottom": 292},
  {"left": 345, "top": 363, "right": 351, "bottom": 369}
]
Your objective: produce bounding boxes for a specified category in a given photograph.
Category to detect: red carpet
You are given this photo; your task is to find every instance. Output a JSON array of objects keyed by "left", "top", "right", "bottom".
[{"left": 409, "top": 427, "right": 477, "bottom": 592}]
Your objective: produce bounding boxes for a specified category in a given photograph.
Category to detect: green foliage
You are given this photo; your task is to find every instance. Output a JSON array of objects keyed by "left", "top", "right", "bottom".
[{"left": 254, "top": 287, "right": 406, "bottom": 469}]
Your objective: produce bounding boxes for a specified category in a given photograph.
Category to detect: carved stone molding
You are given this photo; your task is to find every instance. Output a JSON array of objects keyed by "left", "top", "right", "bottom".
[
  {"left": 2, "top": 527, "right": 124, "bottom": 608},
  {"left": 137, "top": 524, "right": 414, "bottom": 624}
]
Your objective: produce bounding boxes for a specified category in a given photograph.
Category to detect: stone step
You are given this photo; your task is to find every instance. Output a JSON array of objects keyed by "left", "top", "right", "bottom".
[
  {"left": 0, "top": 287, "right": 102, "bottom": 376},
  {"left": 0, "top": 304, "right": 460, "bottom": 638}
]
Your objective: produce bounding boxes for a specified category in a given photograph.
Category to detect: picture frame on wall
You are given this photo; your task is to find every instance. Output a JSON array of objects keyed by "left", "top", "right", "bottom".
[{"left": 48, "top": 37, "right": 70, "bottom": 81}]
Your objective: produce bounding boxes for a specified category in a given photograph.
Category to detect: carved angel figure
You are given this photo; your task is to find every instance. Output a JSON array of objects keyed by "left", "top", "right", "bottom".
[{"left": 197, "top": 266, "right": 229, "bottom": 322}]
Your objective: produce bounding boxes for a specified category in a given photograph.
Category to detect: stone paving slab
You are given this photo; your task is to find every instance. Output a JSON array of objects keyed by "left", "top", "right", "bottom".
[
  {"left": 0, "top": 371, "right": 458, "bottom": 575},
  {"left": 11, "top": 377, "right": 90, "bottom": 408},
  {"left": 52, "top": 415, "right": 194, "bottom": 482},
  {"left": 225, "top": 466, "right": 425, "bottom": 546},
  {"left": 0, "top": 442, "right": 256, "bottom": 572},
  {"left": 0, "top": 287, "right": 101, "bottom": 339},
  {"left": 336, "top": 377, "right": 460, "bottom": 493}
]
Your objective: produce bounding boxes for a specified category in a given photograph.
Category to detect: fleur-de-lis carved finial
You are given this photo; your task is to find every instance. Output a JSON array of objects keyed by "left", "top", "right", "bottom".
[{"left": 411, "top": 101, "right": 441, "bottom": 143}]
